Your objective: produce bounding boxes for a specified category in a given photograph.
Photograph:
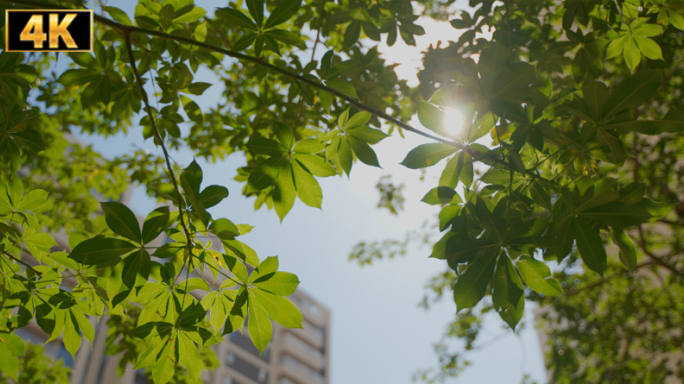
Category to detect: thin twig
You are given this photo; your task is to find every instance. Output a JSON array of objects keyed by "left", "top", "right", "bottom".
[
  {"left": 123, "top": 28, "right": 193, "bottom": 247},
  {"left": 637, "top": 225, "right": 684, "bottom": 277},
  {"left": 2, "top": 250, "right": 42, "bottom": 276}
]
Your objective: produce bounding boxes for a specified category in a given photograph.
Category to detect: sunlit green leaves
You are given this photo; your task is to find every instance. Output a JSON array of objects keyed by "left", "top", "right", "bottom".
[
  {"left": 516, "top": 256, "right": 562, "bottom": 296},
  {"left": 606, "top": 19, "right": 664, "bottom": 70},
  {"left": 324, "top": 110, "right": 386, "bottom": 176},
  {"left": 0, "top": 332, "right": 24, "bottom": 380},
  {"left": 401, "top": 143, "right": 458, "bottom": 169}
]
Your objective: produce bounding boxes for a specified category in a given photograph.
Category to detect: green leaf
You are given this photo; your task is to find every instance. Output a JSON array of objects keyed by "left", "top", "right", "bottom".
[
  {"left": 576, "top": 178, "right": 619, "bottom": 211},
  {"left": 528, "top": 182, "right": 551, "bottom": 210},
  {"left": 201, "top": 291, "right": 233, "bottom": 332},
  {"left": 612, "top": 228, "right": 637, "bottom": 271},
  {"left": 326, "top": 79, "right": 358, "bottom": 99},
  {"left": 345, "top": 111, "right": 372, "bottom": 130},
  {"left": 633, "top": 34, "right": 663, "bottom": 60},
  {"left": 400, "top": 143, "right": 458, "bottom": 169},
  {"left": 248, "top": 154, "right": 286, "bottom": 191},
  {"left": 337, "top": 137, "right": 353, "bottom": 176},
  {"left": 583, "top": 80, "right": 609, "bottom": 121},
  {"left": 606, "top": 35, "right": 627, "bottom": 59},
  {"left": 122, "top": 249, "right": 151, "bottom": 290},
  {"left": 421, "top": 187, "right": 461, "bottom": 205},
  {"left": 320, "top": 90, "right": 332, "bottom": 113},
  {"left": 247, "top": 291, "right": 273, "bottom": 354},
  {"left": 252, "top": 289, "right": 303, "bottom": 328},
  {"left": 292, "top": 162, "right": 323, "bottom": 208},
  {"left": 347, "top": 126, "right": 388, "bottom": 144},
  {"left": 295, "top": 154, "right": 336, "bottom": 177},
  {"left": 478, "top": 42, "right": 510, "bottom": 94},
  {"left": 178, "top": 332, "right": 203, "bottom": 382},
  {"left": 210, "top": 218, "right": 240, "bottom": 240},
  {"left": 16, "top": 189, "right": 48, "bottom": 212},
  {"left": 274, "top": 161, "right": 296, "bottom": 221},
  {"left": 517, "top": 255, "right": 562, "bottom": 296},
  {"left": 142, "top": 207, "right": 170, "bottom": 245},
  {"left": 69, "top": 237, "right": 137, "bottom": 265},
  {"left": 249, "top": 256, "right": 279, "bottom": 283},
  {"left": 493, "top": 255, "right": 524, "bottom": 329},
  {"left": 292, "top": 161, "right": 322, "bottom": 208},
  {"left": 439, "top": 152, "right": 460, "bottom": 189},
  {"left": 475, "top": 197, "right": 503, "bottom": 242},
  {"left": 252, "top": 272, "right": 299, "bottom": 295},
  {"left": 468, "top": 112, "right": 496, "bottom": 142},
  {"left": 580, "top": 199, "right": 672, "bottom": 228},
  {"left": 572, "top": 217, "right": 607, "bottom": 276},
  {"left": 596, "top": 128, "right": 627, "bottom": 164},
  {"left": 624, "top": 37, "right": 640, "bottom": 70},
  {"left": 491, "top": 62, "right": 536, "bottom": 98},
  {"left": 417, "top": 102, "right": 447, "bottom": 136},
  {"left": 603, "top": 70, "right": 662, "bottom": 119},
  {"left": 445, "top": 237, "right": 496, "bottom": 267},
  {"left": 199, "top": 185, "right": 229, "bottom": 208},
  {"left": 57, "top": 69, "right": 101, "bottom": 86},
  {"left": 152, "top": 337, "right": 177, "bottom": 384},
  {"left": 246, "top": 138, "right": 286, "bottom": 156},
  {"left": 101, "top": 202, "right": 142, "bottom": 243},
  {"left": 185, "top": 82, "right": 212, "bottom": 96},
  {"left": 347, "top": 136, "right": 380, "bottom": 167},
  {"left": 293, "top": 139, "right": 325, "bottom": 154},
  {"left": 216, "top": 8, "right": 258, "bottom": 31},
  {"left": 452, "top": 249, "right": 499, "bottom": 311},
  {"left": 0, "top": 334, "right": 23, "bottom": 380},
  {"left": 103, "top": 6, "right": 133, "bottom": 25},
  {"left": 71, "top": 308, "right": 95, "bottom": 344},
  {"left": 174, "top": 7, "right": 206, "bottom": 23},
  {"left": 601, "top": 109, "right": 684, "bottom": 134},
  {"left": 618, "top": 182, "right": 646, "bottom": 204},
  {"left": 633, "top": 21, "right": 663, "bottom": 37},
  {"left": 272, "top": 121, "right": 294, "bottom": 149},
  {"left": 264, "top": 29, "right": 305, "bottom": 46},
  {"left": 63, "top": 311, "right": 81, "bottom": 357},
  {"left": 264, "top": 0, "right": 301, "bottom": 29}
]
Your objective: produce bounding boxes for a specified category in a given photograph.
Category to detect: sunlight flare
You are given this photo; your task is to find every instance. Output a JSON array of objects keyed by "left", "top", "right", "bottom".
[{"left": 443, "top": 108, "right": 465, "bottom": 138}]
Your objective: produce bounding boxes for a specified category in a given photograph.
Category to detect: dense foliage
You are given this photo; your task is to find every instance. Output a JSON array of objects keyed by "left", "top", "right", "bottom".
[
  {"left": 0, "top": 0, "right": 683, "bottom": 382},
  {"left": 0, "top": 341, "right": 71, "bottom": 384}
]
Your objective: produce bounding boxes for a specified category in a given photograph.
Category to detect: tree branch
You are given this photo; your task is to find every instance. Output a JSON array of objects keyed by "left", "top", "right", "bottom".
[
  {"left": 123, "top": 28, "right": 193, "bottom": 247},
  {"left": 2, "top": 250, "right": 42, "bottom": 276},
  {"left": 637, "top": 225, "right": 684, "bottom": 277}
]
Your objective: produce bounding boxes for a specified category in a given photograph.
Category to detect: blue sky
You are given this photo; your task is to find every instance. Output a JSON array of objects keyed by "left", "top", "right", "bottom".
[{"left": 74, "top": 1, "right": 548, "bottom": 382}]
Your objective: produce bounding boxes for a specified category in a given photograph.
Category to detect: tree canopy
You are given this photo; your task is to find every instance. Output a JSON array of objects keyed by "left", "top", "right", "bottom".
[{"left": 1, "top": 0, "right": 683, "bottom": 382}]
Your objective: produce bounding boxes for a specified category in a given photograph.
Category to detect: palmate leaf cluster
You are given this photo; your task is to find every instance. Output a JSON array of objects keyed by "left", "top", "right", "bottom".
[{"left": 0, "top": 0, "right": 683, "bottom": 382}]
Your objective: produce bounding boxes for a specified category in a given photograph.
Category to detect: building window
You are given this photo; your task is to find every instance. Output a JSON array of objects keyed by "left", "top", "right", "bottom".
[
  {"left": 134, "top": 370, "right": 148, "bottom": 384},
  {"left": 281, "top": 355, "right": 324, "bottom": 384},
  {"left": 225, "top": 351, "right": 269, "bottom": 383},
  {"left": 56, "top": 343, "right": 75, "bottom": 369},
  {"left": 228, "top": 332, "right": 270, "bottom": 362}
]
